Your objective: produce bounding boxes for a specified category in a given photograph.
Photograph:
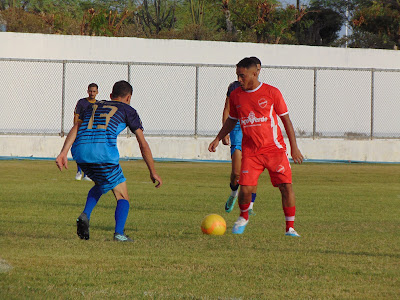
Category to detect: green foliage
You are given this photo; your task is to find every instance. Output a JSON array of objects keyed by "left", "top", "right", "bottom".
[
  {"left": 228, "top": 0, "right": 306, "bottom": 43},
  {"left": 0, "top": 160, "right": 400, "bottom": 298},
  {"left": 188, "top": 0, "right": 205, "bottom": 25},
  {"left": 1, "top": 7, "right": 80, "bottom": 34},
  {"left": 80, "top": 7, "right": 131, "bottom": 36},
  {"left": 2, "top": 0, "right": 400, "bottom": 48},
  {"left": 351, "top": 0, "right": 400, "bottom": 49},
  {"left": 295, "top": 0, "right": 343, "bottom": 46},
  {"left": 137, "top": 0, "right": 177, "bottom": 36}
]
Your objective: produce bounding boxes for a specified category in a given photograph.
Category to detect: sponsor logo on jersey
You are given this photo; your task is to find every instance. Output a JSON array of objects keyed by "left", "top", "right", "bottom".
[
  {"left": 258, "top": 98, "right": 268, "bottom": 108},
  {"left": 240, "top": 111, "right": 268, "bottom": 127},
  {"left": 276, "top": 165, "right": 285, "bottom": 174}
]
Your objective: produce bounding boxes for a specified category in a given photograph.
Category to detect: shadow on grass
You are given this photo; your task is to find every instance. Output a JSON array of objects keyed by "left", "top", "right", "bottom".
[{"left": 319, "top": 249, "right": 400, "bottom": 259}]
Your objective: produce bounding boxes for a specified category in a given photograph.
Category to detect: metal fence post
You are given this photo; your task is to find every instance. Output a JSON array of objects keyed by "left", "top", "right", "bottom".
[
  {"left": 195, "top": 66, "right": 199, "bottom": 137},
  {"left": 127, "top": 62, "right": 131, "bottom": 138},
  {"left": 313, "top": 67, "right": 317, "bottom": 139},
  {"left": 370, "top": 68, "right": 375, "bottom": 140},
  {"left": 60, "top": 61, "right": 66, "bottom": 137}
]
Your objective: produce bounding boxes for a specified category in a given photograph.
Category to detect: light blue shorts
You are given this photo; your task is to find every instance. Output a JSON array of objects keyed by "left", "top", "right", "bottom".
[{"left": 230, "top": 122, "right": 242, "bottom": 157}]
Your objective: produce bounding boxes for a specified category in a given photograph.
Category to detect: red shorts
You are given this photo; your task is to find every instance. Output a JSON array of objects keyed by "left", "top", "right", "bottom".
[{"left": 239, "top": 151, "right": 292, "bottom": 187}]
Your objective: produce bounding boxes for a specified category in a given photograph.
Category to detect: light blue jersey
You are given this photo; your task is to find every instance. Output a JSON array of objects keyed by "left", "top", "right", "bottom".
[{"left": 227, "top": 81, "right": 242, "bottom": 155}]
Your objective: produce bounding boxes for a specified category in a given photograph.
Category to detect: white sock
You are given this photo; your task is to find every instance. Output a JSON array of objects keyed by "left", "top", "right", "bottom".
[{"left": 230, "top": 189, "right": 238, "bottom": 197}]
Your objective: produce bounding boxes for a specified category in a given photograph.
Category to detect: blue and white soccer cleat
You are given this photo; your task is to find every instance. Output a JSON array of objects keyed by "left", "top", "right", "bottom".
[
  {"left": 82, "top": 175, "right": 92, "bottom": 181},
  {"left": 232, "top": 216, "right": 249, "bottom": 234},
  {"left": 248, "top": 208, "right": 256, "bottom": 216},
  {"left": 114, "top": 233, "right": 134, "bottom": 242},
  {"left": 225, "top": 195, "right": 238, "bottom": 213},
  {"left": 75, "top": 171, "right": 83, "bottom": 181},
  {"left": 285, "top": 227, "right": 301, "bottom": 237}
]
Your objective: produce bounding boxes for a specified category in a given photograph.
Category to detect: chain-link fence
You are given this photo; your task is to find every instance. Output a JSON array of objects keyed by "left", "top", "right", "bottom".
[{"left": 0, "top": 58, "right": 399, "bottom": 139}]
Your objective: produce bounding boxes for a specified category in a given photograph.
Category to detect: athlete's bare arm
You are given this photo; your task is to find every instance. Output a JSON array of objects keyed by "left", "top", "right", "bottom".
[
  {"left": 209, "top": 117, "right": 237, "bottom": 152},
  {"left": 134, "top": 128, "right": 162, "bottom": 188},
  {"left": 55, "top": 122, "right": 81, "bottom": 171},
  {"left": 222, "top": 96, "right": 231, "bottom": 145},
  {"left": 280, "top": 114, "right": 304, "bottom": 164}
]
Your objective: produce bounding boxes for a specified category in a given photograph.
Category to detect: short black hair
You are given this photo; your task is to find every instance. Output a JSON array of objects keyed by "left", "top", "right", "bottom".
[
  {"left": 111, "top": 80, "right": 133, "bottom": 98},
  {"left": 236, "top": 57, "right": 258, "bottom": 69},
  {"left": 88, "top": 83, "right": 98, "bottom": 89},
  {"left": 250, "top": 56, "right": 261, "bottom": 65}
]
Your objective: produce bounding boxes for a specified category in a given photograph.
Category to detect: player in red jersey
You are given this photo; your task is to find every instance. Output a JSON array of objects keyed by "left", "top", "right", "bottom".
[
  {"left": 222, "top": 57, "right": 261, "bottom": 215},
  {"left": 209, "top": 57, "right": 304, "bottom": 236}
]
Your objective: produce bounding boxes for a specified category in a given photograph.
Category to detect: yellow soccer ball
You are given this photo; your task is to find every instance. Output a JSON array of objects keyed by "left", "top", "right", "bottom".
[{"left": 201, "top": 214, "right": 226, "bottom": 235}]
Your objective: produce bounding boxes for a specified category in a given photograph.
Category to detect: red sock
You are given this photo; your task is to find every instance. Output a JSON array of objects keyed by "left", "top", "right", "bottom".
[
  {"left": 239, "top": 203, "right": 251, "bottom": 221},
  {"left": 283, "top": 206, "right": 296, "bottom": 231}
]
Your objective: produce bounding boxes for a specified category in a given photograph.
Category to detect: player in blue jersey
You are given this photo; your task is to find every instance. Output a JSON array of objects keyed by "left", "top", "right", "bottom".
[
  {"left": 74, "top": 83, "right": 98, "bottom": 181},
  {"left": 222, "top": 57, "right": 261, "bottom": 215},
  {"left": 56, "top": 80, "right": 162, "bottom": 242}
]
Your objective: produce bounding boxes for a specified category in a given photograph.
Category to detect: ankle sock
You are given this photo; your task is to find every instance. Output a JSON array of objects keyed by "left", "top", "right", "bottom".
[
  {"left": 239, "top": 203, "right": 251, "bottom": 220},
  {"left": 283, "top": 206, "right": 296, "bottom": 231}
]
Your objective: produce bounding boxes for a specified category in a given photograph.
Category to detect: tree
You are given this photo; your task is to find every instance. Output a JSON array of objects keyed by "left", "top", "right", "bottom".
[
  {"left": 188, "top": 0, "right": 204, "bottom": 25},
  {"left": 295, "top": 0, "right": 342, "bottom": 46},
  {"left": 351, "top": 0, "right": 400, "bottom": 49},
  {"left": 80, "top": 7, "right": 131, "bottom": 36},
  {"left": 137, "top": 0, "right": 176, "bottom": 35},
  {"left": 228, "top": 0, "right": 307, "bottom": 43}
]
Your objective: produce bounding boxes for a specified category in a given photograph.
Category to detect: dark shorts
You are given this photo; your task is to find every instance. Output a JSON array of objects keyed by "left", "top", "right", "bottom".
[{"left": 77, "top": 163, "right": 126, "bottom": 194}]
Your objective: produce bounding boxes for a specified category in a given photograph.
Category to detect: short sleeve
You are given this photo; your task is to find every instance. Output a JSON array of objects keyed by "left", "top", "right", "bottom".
[
  {"left": 126, "top": 106, "right": 144, "bottom": 132},
  {"left": 74, "top": 99, "right": 85, "bottom": 120},
  {"left": 272, "top": 88, "right": 288, "bottom": 116}
]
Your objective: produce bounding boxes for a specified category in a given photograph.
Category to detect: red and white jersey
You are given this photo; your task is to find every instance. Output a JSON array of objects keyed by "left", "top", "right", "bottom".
[{"left": 229, "top": 82, "right": 288, "bottom": 157}]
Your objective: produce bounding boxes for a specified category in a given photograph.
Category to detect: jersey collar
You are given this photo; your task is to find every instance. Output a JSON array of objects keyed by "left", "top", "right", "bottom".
[{"left": 245, "top": 82, "right": 263, "bottom": 93}]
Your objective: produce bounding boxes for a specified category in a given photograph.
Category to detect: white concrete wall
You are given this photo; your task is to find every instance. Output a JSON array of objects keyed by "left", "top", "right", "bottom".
[
  {"left": 2, "top": 31, "right": 400, "bottom": 69},
  {"left": 0, "top": 135, "right": 399, "bottom": 163},
  {"left": 1, "top": 32, "right": 399, "bottom": 163}
]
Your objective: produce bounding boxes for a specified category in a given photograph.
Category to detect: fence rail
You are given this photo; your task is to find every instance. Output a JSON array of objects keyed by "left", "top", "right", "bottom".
[{"left": 0, "top": 58, "right": 399, "bottom": 139}]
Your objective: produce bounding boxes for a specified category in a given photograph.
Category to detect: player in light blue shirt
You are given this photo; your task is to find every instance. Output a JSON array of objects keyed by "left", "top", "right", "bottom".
[
  {"left": 56, "top": 80, "right": 162, "bottom": 242},
  {"left": 73, "top": 83, "right": 98, "bottom": 181}
]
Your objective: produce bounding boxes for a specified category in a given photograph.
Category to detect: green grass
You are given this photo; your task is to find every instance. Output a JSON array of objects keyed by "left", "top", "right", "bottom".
[{"left": 0, "top": 160, "right": 399, "bottom": 299}]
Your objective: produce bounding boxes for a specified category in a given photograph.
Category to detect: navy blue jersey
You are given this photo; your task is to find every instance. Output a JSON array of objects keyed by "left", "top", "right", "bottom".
[
  {"left": 74, "top": 98, "right": 97, "bottom": 121},
  {"left": 227, "top": 81, "right": 241, "bottom": 97},
  {"left": 71, "top": 100, "right": 143, "bottom": 164}
]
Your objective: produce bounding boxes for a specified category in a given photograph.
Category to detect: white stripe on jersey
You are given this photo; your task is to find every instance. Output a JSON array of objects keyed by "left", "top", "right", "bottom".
[{"left": 269, "top": 104, "right": 284, "bottom": 149}]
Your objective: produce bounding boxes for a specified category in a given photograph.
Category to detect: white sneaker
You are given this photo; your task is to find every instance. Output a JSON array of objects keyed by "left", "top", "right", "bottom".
[
  {"left": 75, "top": 172, "right": 82, "bottom": 181},
  {"left": 285, "top": 227, "right": 301, "bottom": 237},
  {"left": 232, "top": 216, "right": 249, "bottom": 234},
  {"left": 82, "top": 175, "right": 92, "bottom": 181}
]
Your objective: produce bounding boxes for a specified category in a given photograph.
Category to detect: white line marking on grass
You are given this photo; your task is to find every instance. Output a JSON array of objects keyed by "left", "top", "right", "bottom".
[{"left": 0, "top": 258, "right": 13, "bottom": 273}]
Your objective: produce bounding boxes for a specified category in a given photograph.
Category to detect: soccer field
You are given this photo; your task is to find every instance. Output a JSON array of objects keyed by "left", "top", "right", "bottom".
[{"left": 0, "top": 160, "right": 399, "bottom": 299}]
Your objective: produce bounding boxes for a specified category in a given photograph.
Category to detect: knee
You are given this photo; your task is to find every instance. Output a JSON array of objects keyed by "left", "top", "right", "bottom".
[
  {"left": 232, "top": 171, "right": 240, "bottom": 180},
  {"left": 278, "top": 183, "right": 293, "bottom": 196}
]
